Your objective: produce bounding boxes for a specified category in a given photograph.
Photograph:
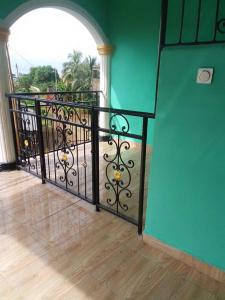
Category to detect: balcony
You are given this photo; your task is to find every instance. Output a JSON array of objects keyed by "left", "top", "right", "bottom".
[{"left": 0, "top": 0, "right": 225, "bottom": 298}]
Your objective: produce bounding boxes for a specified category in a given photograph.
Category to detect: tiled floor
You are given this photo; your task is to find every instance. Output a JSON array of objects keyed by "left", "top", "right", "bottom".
[{"left": 0, "top": 170, "right": 224, "bottom": 299}]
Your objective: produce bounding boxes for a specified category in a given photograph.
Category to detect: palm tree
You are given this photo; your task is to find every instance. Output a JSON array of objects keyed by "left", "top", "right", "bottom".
[
  {"left": 85, "top": 55, "right": 97, "bottom": 88},
  {"left": 62, "top": 50, "right": 83, "bottom": 90},
  {"left": 62, "top": 50, "right": 97, "bottom": 91}
]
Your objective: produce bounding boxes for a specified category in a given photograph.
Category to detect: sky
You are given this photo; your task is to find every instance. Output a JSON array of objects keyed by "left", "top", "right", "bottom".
[{"left": 8, "top": 8, "right": 99, "bottom": 75}]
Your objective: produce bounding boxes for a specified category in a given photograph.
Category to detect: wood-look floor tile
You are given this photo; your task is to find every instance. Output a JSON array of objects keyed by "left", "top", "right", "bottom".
[
  {"left": 185, "top": 269, "right": 222, "bottom": 294},
  {"left": 0, "top": 170, "right": 225, "bottom": 300},
  {"left": 4, "top": 193, "right": 74, "bottom": 225},
  {"left": 0, "top": 275, "right": 23, "bottom": 300},
  {"left": 172, "top": 279, "right": 217, "bottom": 300},
  {"left": 0, "top": 226, "right": 53, "bottom": 277},
  {"left": 31, "top": 203, "right": 99, "bottom": 243},
  {"left": 53, "top": 274, "right": 119, "bottom": 300},
  {"left": 0, "top": 208, "right": 22, "bottom": 235},
  {"left": 216, "top": 284, "right": 225, "bottom": 300}
]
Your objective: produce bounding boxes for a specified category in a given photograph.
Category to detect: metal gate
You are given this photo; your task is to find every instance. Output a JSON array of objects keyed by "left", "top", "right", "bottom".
[
  {"left": 7, "top": 92, "right": 155, "bottom": 234},
  {"left": 8, "top": 92, "right": 99, "bottom": 203}
]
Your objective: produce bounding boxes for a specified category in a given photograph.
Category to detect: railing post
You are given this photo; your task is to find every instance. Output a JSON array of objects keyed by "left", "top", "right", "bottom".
[
  {"left": 91, "top": 107, "right": 100, "bottom": 211},
  {"left": 91, "top": 107, "right": 96, "bottom": 204},
  {"left": 138, "top": 117, "right": 148, "bottom": 235},
  {"left": 96, "top": 91, "right": 100, "bottom": 106},
  {"left": 35, "top": 100, "right": 46, "bottom": 184},
  {"left": 8, "top": 96, "right": 19, "bottom": 165},
  {"left": 95, "top": 109, "right": 100, "bottom": 211}
]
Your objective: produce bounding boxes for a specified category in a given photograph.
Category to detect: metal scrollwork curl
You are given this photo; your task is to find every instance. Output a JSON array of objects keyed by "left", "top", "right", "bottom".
[
  {"left": 217, "top": 18, "right": 225, "bottom": 34},
  {"left": 103, "top": 134, "right": 134, "bottom": 213},
  {"left": 55, "top": 124, "right": 77, "bottom": 187},
  {"left": 110, "top": 113, "right": 130, "bottom": 133},
  {"left": 18, "top": 113, "right": 38, "bottom": 171}
]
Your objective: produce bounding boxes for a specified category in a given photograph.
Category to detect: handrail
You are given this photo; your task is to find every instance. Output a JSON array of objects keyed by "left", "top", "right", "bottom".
[
  {"left": 11, "top": 90, "right": 102, "bottom": 96},
  {"left": 6, "top": 93, "right": 156, "bottom": 119}
]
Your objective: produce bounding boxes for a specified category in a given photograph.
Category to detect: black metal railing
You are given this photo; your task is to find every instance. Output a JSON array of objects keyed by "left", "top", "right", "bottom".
[
  {"left": 161, "top": 0, "right": 225, "bottom": 48},
  {"left": 7, "top": 92, "right": 155, "bottom": 234},
  {"left": 14, "top": 90, "right": 101, "bottom": 105}
]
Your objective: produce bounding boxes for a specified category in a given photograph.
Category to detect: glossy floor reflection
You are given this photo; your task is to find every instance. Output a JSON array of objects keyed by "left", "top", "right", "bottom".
[{"left": 0, "top": 170, "right": 224, "bottom": 299}]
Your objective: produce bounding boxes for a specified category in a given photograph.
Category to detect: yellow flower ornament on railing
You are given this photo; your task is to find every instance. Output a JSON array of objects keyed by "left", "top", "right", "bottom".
[
  {"left": 61, "top": 153, "right": 68, "bottom": 162},
  {"left": 24, "top": 140, "right": 29, "bottom": 147},
  {"left": 114, "top": 170, "right": 122, "bottom": 182}
]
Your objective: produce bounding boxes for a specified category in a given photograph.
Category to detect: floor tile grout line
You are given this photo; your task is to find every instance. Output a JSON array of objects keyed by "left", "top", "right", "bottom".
[
  {"left": 33, "top": 210, "right": 116, "bottom": 250},
  {"left": 3, "top": 193, "right": 82, "bottom": 228},
  {"left": 30, "top": 201, "right": 79, "bottom": 227}
]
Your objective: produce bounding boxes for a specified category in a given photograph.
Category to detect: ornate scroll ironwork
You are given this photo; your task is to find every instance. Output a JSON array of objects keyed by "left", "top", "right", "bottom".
[
  {"left": 109, "top": 113, "right": 130, "bottom": 133},
  {"left": 55, "top": 123, "right": 77, "bottom": 187},
  {"left": 41, "top": 102, "right": 91, "bottom": 145},
  {"left": 17, "top": 103, "right": 39, "bottom": 171},
  {"left": 103, "top": 114, "right": 134, "bottom": 213}
]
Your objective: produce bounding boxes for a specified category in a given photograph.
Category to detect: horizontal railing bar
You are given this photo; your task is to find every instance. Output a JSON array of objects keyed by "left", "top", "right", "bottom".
[
  {"left": 7, "top": 95, "right": 156, "bottom": 119},
  {"left": 8, "top": 95, "right": 95, "bottom": 110},
  {"left": 9, "top": 109, "right": 37, "bottom": 117},
  {"left": 14, "top": 102, "right": 96, "bottom": 109},
  {"left": 10, "top": 109, "right": 146, "bottom": 138},
  {"left": 10, "top": 90, "right": 102, "bottom": 96},
  {"left": 98, "top": 127, "right": 142, "bottom": 140},
  {"left": 94, "top": 106, "right": 155, "bottom": 119}
]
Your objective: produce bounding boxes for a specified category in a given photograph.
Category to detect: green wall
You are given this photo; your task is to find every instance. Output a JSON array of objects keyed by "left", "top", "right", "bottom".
[
  {"left": 108, "top": 0, "right": 225, "bottom": 272},
  {"left": 109, "top": 0, "right": 160, "bottom": 112},
  {"left": 108, "top": 0, "right": 161, "bottom": 140},
  {"left": 145, "top": 44, "right": 225, "bottom": 271}
]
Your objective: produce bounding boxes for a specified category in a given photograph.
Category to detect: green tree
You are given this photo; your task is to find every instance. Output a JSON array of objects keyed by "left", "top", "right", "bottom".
[
  {"left": 30, "top": 66, "right": 59, "bottom": 91},
  {"left": 14, "top": 74, "right": 32, "bottom": 92},
  {"left": 86, "top": 55, "right": 97, "bottom": 81},
  {"left": 14, "top": 65, "right": 60, "bottom": 93},
  {"left": 62, "top": 50, "right": 98, "bottom": 91}
]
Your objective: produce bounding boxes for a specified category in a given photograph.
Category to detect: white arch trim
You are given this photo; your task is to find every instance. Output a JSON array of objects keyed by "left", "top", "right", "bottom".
[{"left": 3, "top": 0, "right": 108, "bottom": 45}]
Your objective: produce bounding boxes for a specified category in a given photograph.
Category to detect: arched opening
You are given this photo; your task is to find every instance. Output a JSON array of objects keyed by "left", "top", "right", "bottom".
[
  {"left": 4, "top": 0, "right": 113, "bottom": 131},
  {"left": 8, "top": 8, "right": 101, "bottom": 94},
  {"left": 0, "top": 0, "right": 112, "bottom": 169}
]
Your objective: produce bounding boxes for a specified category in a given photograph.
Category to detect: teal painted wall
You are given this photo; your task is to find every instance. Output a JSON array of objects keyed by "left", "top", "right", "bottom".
[
  {"left": 109, "top": 0, "right": 160, "bottom": 112},
  {"left": 145, "top": 45, "right": 225, "bottom": 271},
  {"left": 107, "top": 0, "right": 225, "bottom": 271},
  {"left": 108, "top": 0, "right": 161, "bottom": 140},
  {"left": 0, "top": 0, "right": 108, "bottom": 37}
]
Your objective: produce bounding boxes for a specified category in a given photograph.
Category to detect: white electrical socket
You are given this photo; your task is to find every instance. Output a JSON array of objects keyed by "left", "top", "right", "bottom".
[{"left": 197, "top": 68, "right": 214, "bottom": 84}]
